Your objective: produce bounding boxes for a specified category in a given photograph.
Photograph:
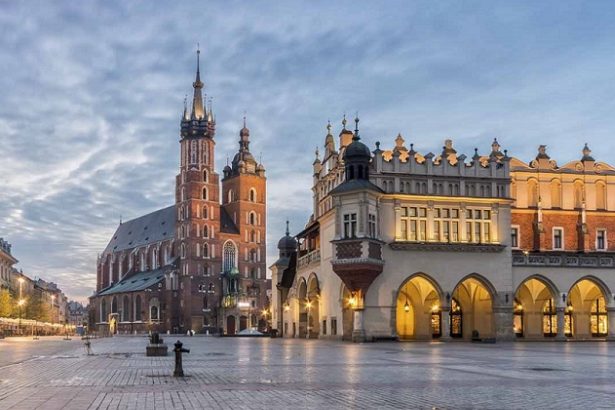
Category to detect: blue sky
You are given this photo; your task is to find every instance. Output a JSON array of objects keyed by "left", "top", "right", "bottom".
[{"left": 2, "top": 1, "right": 615, "bottom": 302}]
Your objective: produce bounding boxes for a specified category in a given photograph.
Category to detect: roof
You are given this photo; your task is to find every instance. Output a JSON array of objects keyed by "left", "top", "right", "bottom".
[
  {"left": 278, "top": 252, "right": 297, "bottom": 289},
  {"left": 329, "top": 179, "right": 384, "bottom": 196},
  {"left": 220, "top": 207, "right": 240, "bottom": 234},
  {"left": 97, "top": 263, "right": 175, "bottom": 296},
  {"left": 103, "top": 205, "right": 176, "bottom": 255}
]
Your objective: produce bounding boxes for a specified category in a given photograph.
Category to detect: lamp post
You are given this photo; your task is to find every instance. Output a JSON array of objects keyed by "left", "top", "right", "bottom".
[
  {"left": 17, "top": 299, "right": 25, "bottom": 336},
  {"left": 51, "top": 295, "right": 56, "bottom": 323}
]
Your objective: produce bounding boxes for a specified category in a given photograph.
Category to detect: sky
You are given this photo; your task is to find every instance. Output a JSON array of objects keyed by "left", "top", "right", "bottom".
[{"left": 2, "top": 1, "right": 615, "bottom": 302}]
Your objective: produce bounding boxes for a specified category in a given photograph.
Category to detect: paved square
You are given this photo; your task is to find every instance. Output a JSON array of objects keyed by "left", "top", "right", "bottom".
[{"left": 1, "top": 336, "right": 614, "bottom": 409}]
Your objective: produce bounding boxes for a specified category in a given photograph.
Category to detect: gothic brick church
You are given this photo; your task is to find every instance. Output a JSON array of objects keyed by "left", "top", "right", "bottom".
[{"left": 90, "top": 50, "right": 269, "bottom": 335}]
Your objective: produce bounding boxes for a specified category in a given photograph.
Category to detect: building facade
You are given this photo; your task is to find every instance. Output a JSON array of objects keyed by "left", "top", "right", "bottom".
[
  {"left": 0, "top": 238, "right": 17, "bottom": 290},
  {"left": 271, "top": 118, "right": 615, "bottom": 342},
  {"left": 90, "top": 51, "right": 269, "bottom": 335}
]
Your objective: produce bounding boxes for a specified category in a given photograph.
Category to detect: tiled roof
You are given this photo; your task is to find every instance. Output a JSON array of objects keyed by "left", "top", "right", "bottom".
[
  {"left": 97, "top": 263, "right": 176, "bottom": 296},
  {"left": 103, "top": 205, "right": 176, "bottom": 255}
]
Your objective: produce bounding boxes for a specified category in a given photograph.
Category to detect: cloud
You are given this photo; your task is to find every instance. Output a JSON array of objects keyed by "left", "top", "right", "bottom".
[{"left": 2, "top": 1, "right": 615, "bottom": 302}]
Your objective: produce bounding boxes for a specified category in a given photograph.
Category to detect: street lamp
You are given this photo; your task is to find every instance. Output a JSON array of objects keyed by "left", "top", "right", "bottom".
[
  {"left": 305, "top": 299, "right": 312, "bottom": 339},
  {"left": 18, "top": 299, "right": 25, "bottom": 335}
]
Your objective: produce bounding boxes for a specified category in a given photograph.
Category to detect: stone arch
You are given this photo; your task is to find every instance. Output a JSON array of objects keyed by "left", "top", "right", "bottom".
[
  {"left": 450, "top": 273, "right": 496, "bottom": 339},
  {"left": 339, "top": 283, "right": 353, "bottom": 340},
  {"left": 306, "top": 273, "right": 320, "bottom": 338},
  {"left": 396, "top": 272, "right": 443, "bottom": 340},
  {"left": 297, "top": 277, "right": 308, "bottom": 338},
  {"left": 514, "top": 275, "right": 559, "bottom": 339},
  {"left": 567, "top": 276, "right": 610, "bottom": 338}
]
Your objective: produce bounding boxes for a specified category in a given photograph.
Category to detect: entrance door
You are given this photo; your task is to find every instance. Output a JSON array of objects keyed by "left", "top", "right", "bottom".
[
  {"left": 226, "top": 316, "right": 236, "bottom": 335},
  {"left": 239, "top": 315, "right": 248, "bottom": 331}
]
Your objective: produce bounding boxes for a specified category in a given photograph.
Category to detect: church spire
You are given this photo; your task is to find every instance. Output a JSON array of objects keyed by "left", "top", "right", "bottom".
[{"left": 191, "top": 46, "right": 205, "bottom": 120}]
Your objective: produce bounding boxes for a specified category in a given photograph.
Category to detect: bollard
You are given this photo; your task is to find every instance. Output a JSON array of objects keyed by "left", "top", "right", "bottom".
[{"left": 173, "top": 340, "right": 190, "bottom": 377}]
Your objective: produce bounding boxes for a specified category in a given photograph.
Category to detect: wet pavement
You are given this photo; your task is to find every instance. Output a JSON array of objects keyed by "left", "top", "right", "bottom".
[{"left": 1, "top": 335, "right": 614, "bottom": 409}]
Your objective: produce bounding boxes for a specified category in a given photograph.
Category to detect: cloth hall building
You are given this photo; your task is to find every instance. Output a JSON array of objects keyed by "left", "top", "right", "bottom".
[
  {"left": 271, "top": 118, "right": 615, "bottom": 342},
  {"left": 90, "top": 51, "right": 269, "bottom": 335}
]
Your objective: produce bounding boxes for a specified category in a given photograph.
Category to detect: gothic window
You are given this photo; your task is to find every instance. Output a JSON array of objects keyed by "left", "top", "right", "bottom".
[
  {"left": 203, "top": 206, "right": 208, "bottom": 219},
  {"left": 223, "top": 241, "right": 237, "bottom": 273},
  {"left": 123, "top": 296, "right": 130, "bottom": 321},
  {"left": 181, "top": 187, "right": 185, "bottom": 202},
  {"left": 202, "top": 187, "right": 208, "bottom": 200},
  {"left": 203, "top": 225, "right": 209, "bottom": 238},
  {"left": 190, "top": 141, "right": 197, "bottom": 164},
  {"left": 249, "top": 212, "right": 256, "bottom": 225},
  {"left": 135, "top": 296, "right": 142, "bottom": 321},
  {"left": 152, "top": 248, "right": 158, "bottom": 270},
  {"left": 203, "top": 169, "right": 208, "bottom": 182},
  {"left": 150, "top": 305, "right": 159, "bottom": 321},
  {"left": 181, "top": 243, "right": 186, "bottom": 259},
  {"left": 203, "top": 147, "right": 209, "bottom": 165},
  {"left": 203, "top": 244, "right": 209, "bottom": 258},
  {"left": 101, "top": 299, "right": 107, "bottom": 322},
  {"left": 111, "top": 296, "right": 117, "bottom": 313},
  {"left": 249, "top": 188, "right": 256, "bottom": 202}
]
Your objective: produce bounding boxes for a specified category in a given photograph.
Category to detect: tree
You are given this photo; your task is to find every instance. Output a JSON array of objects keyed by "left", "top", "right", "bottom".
[
  {"left": 0, "top": 289, "right": 13, "bottom": 318},
  {"left": 26, "top": 291, "right": 51, "bottom": 322}
]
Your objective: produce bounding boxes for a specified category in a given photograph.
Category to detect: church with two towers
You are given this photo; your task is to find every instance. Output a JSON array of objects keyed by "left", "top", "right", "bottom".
[{"left": 90, "top": 50, "right": 269, "bottom": 335}]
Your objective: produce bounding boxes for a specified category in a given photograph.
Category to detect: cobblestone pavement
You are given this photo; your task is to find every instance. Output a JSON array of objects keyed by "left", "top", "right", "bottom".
[{"left": 1, "top": 336, "right": 615, "bottom": 409}]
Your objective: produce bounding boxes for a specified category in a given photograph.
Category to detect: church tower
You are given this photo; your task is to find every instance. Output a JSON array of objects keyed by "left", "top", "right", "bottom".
[
  {"left": 176, "top": 48, "right": 221, "bottom": 332},
  {"left": 219, "top": 118, "right": 268, "bottom": 333}
]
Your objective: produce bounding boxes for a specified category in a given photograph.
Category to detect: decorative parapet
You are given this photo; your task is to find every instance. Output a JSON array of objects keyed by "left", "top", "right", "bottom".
[
  {"left": 297, "top": 249, "right": 321, "bottom": 270},
  {"left": 331, "top": 238, "right": 385, "bottom": 267},
  {"left": 390, "top": 242, "right": 505, "bottom": 253},
  {"left": 512, "top": 251, "right": 615, "bottom": 268}
]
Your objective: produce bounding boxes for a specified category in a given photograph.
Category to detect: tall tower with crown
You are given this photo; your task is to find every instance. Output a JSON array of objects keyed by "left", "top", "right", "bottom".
[{"left": 176, "top": 48, "right": 221, "bottom": 332}]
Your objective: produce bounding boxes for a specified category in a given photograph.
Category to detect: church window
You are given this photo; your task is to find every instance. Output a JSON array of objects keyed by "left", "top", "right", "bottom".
[
  {"left": 203, "top": 147, "right": 209, "bottom": 165},
  {"left": 203, "top": 244, "right": 209, "bottom": 258},
  {"left": 181, "top": 243, "right": 186, "bottom": 259},
  {"left": 190, "top": 141, "right": 197, "bottom": 164},
  {"left": 150, "top": 305, "right": 159, "bottom": 321},
  {"left": 223, "top": 241, "right": 237, "bottom": 273},
  {"left": 101, "top": 299, "right": 107, "bottom": 322},
  {"left": 249, "top": 212, "right": 256, "bottom": 225},
  {"left": 203, "top": 206, "right": 208, "bottom": 219},
  {"left": 343, "top": 213, "right": 357, "bottom": 239},
  {"left": 203, "top": 169, "right": 208, "bottom": 182},
  {"left": 202, "top": 187, "right": 208, "bottom": 200},
  {"left": 152, "top": 248, "right": 158, "bottom": 270},
  {"left": 135, "top": 296, "right": 142, "bottom": 321},
  {"left": 203, "top": 225, "right": 209, "bottom": 238},
  {"left": 249, "top": 188, "right": 256, "bottom": 202}
]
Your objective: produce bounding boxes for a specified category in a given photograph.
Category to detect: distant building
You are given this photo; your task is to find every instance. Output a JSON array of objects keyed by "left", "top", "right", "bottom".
[
  {"left": 0, "top": 238, "right": 17, "bottom": 290},
  {"left": 90, "top": 50, "right": 269, "bottom": 335},
  {"left": 272, "top": 117, "right": 615, "bottom": 342}
]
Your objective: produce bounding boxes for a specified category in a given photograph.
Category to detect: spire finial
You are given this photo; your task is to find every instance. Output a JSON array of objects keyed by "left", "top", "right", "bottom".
[
  {"left": 353, "top": 113, "right": 360, "bottom": 141},
  {"left": 326, "top": 119, "right": 332, "bottom": 135},
  {"left": 119, "top": 214, "right": 122, "bottom": 225},
  {"left": 315, "top": 146, "right": 320, "bottom": 160},
  {"left": 243, "top": 111, "right": 247, "bottom": 128},
  {"left": 191, "top": 46, "right": 205, "bottom": 119},
  {"left": 342, "top": 113, "right": 347, "bottom": 130},
  {"left": 285, "top": 220, "right": 290, "bottom": 236}
]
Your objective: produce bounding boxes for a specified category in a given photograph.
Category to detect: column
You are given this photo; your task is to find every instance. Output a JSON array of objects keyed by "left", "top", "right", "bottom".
[
  {"left": 555, "top": 307, "right": 566, "bottom": 341},
  {"left": 440, "top": 307, "right": 451, "bottom": 341},
  {"left": 607, "top": 307, "right": 615, "bottom": 341},
  {"left": 352, "top": 309, "right": 366, "bottom": 343}
]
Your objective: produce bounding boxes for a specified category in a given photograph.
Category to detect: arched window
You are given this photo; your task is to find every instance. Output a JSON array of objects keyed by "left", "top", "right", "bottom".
[
  {"left": 150, "top": 305, "right": 159, "bottom": 321},
  {"left": 202, "top": 187, "right": 208, "bottom": 200},
  {"left": 203, "top": 206, "right": 208, "bottom": 219},
  {"left": 203, "top": 147, "right": 209, "bottom": 165},
  {"left": 203, "top": 244, "right": 209, "bottom": 258},
  {"left": 123, "top": 296, "right": 130, "bottom": 321},
  {"left": 250, "top": 230, "right": 256, "bottom": 243},
  {"left": 527, "top": 179, "right": 538, "bottom": 207},
  {"left": 596, "top": 182, "right": 607, "bottom": 210},
  {"left": 249, "top": 188, "right": 256, "bottom": 202},
  {"left": 550, "top": 180, "right": 561, "bottom": 208},
  {"left": 223, "top": 241, "right": 237, "bottom": 273},
  {"left": 135, "top": 296, "right": 142, "bottom": 321},
  {"left": 249, "top": 212, "right": 256, "bottom": 225},
  {"left": 190, "top": 140, "right": 197, "bottom": 164},
  {"left": 181, "top": 187, "right": 185, "bottom": 202},
  {"left": 203, "top": 169, "right": 208, "bottom": 182},
  {"left": 152, "top": 248, "right": 158, "bottom": 270},
  {"left": 111, "top": 296, "right": 118, "bottom": 313},
  {"left": 101, "top": 299, "right": 107, "bottom": 322},
  {"left": 203, "top": 225, "right": 209, "bottom": 238},
  {"left": 181, "top": 243, "right": 186, "bottom": 259},
  {"left": 574, "top": 181, "right": 584, "bottom": 208}
]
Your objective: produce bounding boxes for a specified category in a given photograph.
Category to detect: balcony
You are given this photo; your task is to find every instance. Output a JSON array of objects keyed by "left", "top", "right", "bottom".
[
  {"left": 512, "top": 251, "right": 615, "bottom": 268},
  {"left": 331, "top": 238, "right": 385, "bottom": 294},
  {"left": 297, "top": 249, "right": 321, "bottom": 270}
]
